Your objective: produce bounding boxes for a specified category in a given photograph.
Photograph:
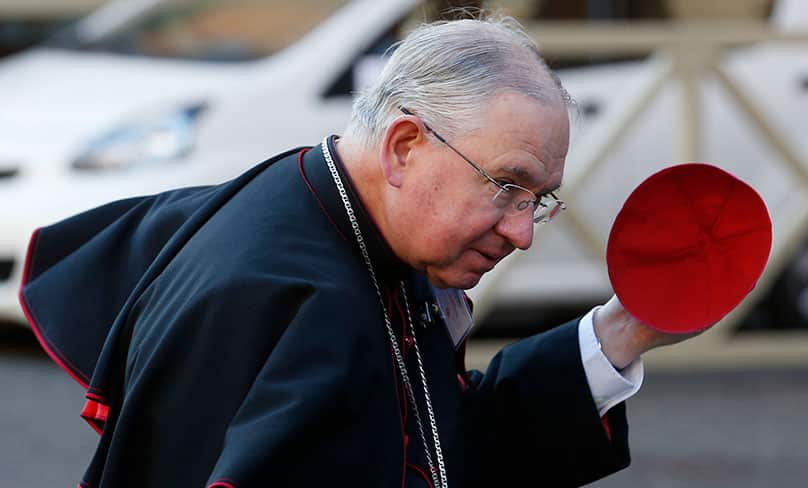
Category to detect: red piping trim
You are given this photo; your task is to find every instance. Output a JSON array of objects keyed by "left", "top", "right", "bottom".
[
  {"left": 601, "top": 414, "right": 612, "bottom": 441},
  {"left": 85, "top": 391, "right": 106, "bottom": 403},
  {"left": 391, "top": 288, "right": 408, "bottom": 352},
  {"left": 390, "top": 289, "right": 409, "bottom": 426},
  {"left": 456, "top": 373, "right": 468, "bottom": 392},
  {"left": 297, "top": 148, "right": 348, "bottom": 241},
  {"left": 407, "top": 463, "right": 435, "bottom": 488},
  {"left": 207, "top": 479, "right": 238, "bottom": 488},
  {"left": 80, "top": 397, "right": 109, "bottom": 435},
  {"left": 385, "top": 287, "right": 408, "bottom": 488},
  {"left": 19, "top": 229, "right": 112, "bottom": 436},
  {"left": 392, "top": 287, "right": 409, "bottom": 352},
  {"left": 18, "top": 229, "right": 92, "bottom": 388},
  {"left": 455, "top": 340, "right": 473, "bottom": 391}
]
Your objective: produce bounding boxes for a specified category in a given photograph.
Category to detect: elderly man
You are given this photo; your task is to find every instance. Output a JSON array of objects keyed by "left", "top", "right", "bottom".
[{"left": 21, "top": 15, "right": 693, "bottom": 488}]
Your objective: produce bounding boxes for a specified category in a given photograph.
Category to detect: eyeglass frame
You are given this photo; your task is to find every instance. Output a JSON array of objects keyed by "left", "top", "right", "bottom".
[{"left": 398, "top": 106, "right": 566, "bottom": 224}]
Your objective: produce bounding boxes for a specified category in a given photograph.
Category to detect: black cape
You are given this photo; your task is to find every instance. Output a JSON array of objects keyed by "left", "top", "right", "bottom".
[{"left": 20, "top": 137, "right": 630, "bottom": 487}]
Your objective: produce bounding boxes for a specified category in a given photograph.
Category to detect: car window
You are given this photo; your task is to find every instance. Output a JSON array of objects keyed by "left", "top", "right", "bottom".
[{"left": 52, "top": 0, "right": 351, "bottom": 62}]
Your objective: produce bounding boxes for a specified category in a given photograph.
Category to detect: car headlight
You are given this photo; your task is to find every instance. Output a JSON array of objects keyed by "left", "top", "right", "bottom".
[{"left": 72, "top": 103, "right": 207, "bottom": 171}]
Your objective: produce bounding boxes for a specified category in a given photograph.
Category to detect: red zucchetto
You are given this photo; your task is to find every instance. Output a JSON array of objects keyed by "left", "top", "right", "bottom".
[{"left": 606, "top": 163, "right": 772, "bottom": 333}]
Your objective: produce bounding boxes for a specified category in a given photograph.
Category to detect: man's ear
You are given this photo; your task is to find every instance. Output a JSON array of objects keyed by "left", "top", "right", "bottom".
[{"left": 378, "top": 115, "right": 429, "bottom": 188}]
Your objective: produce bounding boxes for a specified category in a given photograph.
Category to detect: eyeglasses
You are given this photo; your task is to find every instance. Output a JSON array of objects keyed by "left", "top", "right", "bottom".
[{"left": 399, "top": 107, "right": 566, "bottom": 224}]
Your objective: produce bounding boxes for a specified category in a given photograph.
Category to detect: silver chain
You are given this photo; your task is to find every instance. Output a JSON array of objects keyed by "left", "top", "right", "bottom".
[
  {"left": 321, "top": 138, "right": 447, "bottom": 488},
  {"left": 400, "top": 283, "right": 448, "bottom": 488}
]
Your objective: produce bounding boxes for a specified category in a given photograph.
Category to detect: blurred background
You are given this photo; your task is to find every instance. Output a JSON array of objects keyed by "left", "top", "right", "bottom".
[{"left": 0, "top": 0, "right": 806, "bottom": 486}]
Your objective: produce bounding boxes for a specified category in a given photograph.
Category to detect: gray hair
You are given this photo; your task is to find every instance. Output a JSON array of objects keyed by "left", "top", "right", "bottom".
[{"left": 345, "top": 14, "right": 571, "bottom": 147}]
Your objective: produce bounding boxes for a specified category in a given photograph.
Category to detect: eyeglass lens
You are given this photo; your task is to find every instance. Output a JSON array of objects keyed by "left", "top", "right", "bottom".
[{"left": 493, "top": 186, "right": 564, "bottom": 224}]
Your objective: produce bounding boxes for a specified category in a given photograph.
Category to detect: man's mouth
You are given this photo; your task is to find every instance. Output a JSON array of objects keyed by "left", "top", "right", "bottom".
[{"left": 473, "top": 249, "right": 503, "bottom": 268}]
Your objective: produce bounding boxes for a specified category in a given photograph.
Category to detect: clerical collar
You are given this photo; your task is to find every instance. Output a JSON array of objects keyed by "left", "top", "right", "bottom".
[{"left": 301, "top": 135, "right": 411, "bottom": 280}]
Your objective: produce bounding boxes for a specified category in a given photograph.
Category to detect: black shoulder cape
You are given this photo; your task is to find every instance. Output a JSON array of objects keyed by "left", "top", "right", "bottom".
[{"left": 20, "top": 138, "right": 630, "bottom": 487}]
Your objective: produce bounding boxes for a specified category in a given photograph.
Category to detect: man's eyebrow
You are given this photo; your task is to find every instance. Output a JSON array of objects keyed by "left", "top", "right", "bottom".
[
  {"left": 498, "top": 165, "right": 560, "bottom": 194},
  {"left": 498, "top": 165, "right": 535, "bottom": 183}
]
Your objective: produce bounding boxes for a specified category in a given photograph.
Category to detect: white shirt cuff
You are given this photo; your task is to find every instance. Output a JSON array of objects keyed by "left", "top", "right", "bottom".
[{"left": 578, "top": 306, "right": 644, "bottom": 417}]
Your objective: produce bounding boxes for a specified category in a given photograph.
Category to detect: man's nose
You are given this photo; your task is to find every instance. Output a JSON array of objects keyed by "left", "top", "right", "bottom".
[{"left": 494, "top": 211, "right": 534, "bottom": 250}]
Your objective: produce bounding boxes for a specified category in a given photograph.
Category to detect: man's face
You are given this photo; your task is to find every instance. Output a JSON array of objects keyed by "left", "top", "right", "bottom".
[{"left": 389, "top": 91, "right": 569, "bottom": 289}]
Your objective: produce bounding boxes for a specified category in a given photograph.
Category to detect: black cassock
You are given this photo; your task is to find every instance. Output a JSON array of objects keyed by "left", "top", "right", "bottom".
[{"left": 20, "top": 137, "right": 630, "bottom": 487}]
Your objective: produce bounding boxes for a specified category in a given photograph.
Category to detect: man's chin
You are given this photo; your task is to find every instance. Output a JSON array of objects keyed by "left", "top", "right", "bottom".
[{"left": 425, "top": 268, "right": 484, "bottom": 290}]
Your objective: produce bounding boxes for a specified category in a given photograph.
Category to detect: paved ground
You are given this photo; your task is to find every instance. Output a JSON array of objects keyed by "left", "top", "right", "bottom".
[
  {"left": 1, "top": 326, "right": 806, "bottom": 487},
  {"left": 0, "top": 328, "right": 97, "bottom": 486},
  {"left": 588, "top": 367, "right": 808, "bottom": 488}
]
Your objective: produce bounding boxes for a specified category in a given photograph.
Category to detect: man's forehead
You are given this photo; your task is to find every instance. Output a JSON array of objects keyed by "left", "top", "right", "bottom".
[{"left": 486, "top": 105, "right": 566, "bottom": 167}]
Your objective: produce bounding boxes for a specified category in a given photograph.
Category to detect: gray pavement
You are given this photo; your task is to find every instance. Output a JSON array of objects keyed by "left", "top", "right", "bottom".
[
  {"left": 1, "top": 326, "right": 806, "bottom": 487},
  {"left": 589, "top": 367, "right": 808, "bottom": 488},
  {"left": 0, "top": 327, "right": 97, "bottom": 487}
]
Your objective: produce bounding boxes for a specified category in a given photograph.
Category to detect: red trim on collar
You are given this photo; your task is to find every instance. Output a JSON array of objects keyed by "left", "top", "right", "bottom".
[{"left": 297, "top": 148, "right": 348, "bottom": 241}]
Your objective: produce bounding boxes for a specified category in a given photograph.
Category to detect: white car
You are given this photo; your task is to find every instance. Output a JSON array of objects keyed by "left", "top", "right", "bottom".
[
  {"left": 1, "top": 0, "right": 806, "bottom": 331},
  {"left": 0, "top": 0, "right": 420, "bottom": 323}
]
